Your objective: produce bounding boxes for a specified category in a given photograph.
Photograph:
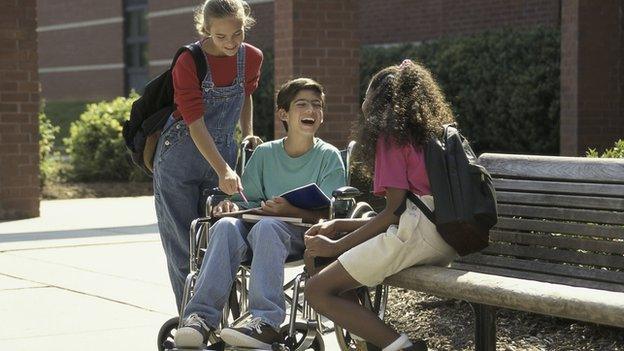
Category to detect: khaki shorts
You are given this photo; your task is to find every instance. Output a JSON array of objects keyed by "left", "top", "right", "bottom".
[{"left": 338, "top": 195, "right": 458, "bottom": 287}]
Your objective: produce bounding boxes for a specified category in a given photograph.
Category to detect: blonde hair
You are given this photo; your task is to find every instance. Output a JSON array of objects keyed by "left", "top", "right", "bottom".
[{"left": 195, "top": 0, "right": 256, "bottom": 37}]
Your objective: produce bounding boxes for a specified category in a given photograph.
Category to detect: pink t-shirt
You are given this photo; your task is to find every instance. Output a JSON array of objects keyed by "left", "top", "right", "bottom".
[{"left": 373, "top": 136, "right": 431, "bottom": 196}]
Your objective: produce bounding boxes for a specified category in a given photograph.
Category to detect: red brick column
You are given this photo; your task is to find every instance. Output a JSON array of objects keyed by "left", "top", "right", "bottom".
[
  {"left": 0, "top": 0, "right": 40, "bottom": 219},
  {"left": 560, "top": 0, "right": 624, "bottom": 156},
  {"left": 274, "top": 0, "right": 359, "bottom": 148}
]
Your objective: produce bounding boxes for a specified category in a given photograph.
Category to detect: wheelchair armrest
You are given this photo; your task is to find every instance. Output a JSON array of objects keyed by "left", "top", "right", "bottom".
[
  {"left": 205, "top": 187, "right": 229, "bottom": 217},
  {"left": 332, "top": 186, "right": 361, "bottom": 199}
]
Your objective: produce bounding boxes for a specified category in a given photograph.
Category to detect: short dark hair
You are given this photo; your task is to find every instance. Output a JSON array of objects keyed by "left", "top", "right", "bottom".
[{"left": 275, "top": 78, "right": 325, "bottom": 131}]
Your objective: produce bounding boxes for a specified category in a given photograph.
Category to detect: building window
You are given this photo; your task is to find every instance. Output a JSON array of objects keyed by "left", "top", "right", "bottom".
[{"left": 124, "top": 0, "right": 148, "bottom": 94}]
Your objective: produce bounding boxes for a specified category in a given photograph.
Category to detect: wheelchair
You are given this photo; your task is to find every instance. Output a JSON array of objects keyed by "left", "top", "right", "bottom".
[{"left": 157, "top": 140, "right": 388, "bottom": 351}]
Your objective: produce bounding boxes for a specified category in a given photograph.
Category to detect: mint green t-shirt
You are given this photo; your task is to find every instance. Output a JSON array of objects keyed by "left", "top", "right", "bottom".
[{"left": 232, "top": 138, "right": 346, "bottom": 209}]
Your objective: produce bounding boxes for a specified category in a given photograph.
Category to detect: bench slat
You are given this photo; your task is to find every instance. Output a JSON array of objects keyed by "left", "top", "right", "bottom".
[
  {"left": 450, "top": 262, "right": 624, "bottom": 293},
  {"left": 495, "top": 217, "right": 624, "bottom": 239},
  {"left": 491, "top": 230, "right": 624, "bottom": 254},
  {"left": 385, "top": 266, "right": 624, "bottom": 327},
  {"left": 483, "top": 243, "right": 624, "bottom": 270},
  {"left": 479, "top": 153, "right": 624, "bottom": 183},
  {"left": 497, "top": 204, "right": 624, "bottom": 225},
  {"left": 456, "top": 253, "right": 624, "bottom": 286},
  {"left": 493, "top": 179, "right": 624, "bottom": 197},
  {"left": 496, "top": 191, "right": 624, "bottom": 211}
]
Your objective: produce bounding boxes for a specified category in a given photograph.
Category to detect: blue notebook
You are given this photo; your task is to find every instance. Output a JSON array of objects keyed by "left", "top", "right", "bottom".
[{"left": 280, "top": 183, "right": 331, "bottom": 210}]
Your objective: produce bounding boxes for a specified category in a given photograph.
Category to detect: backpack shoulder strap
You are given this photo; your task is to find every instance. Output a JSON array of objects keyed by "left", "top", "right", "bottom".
[
  {"left": 170, "top": 43, "right": 207, "bottom": 84},
  {"left": 186, "top": 43, "right": 207, "bottom": 83},
  {"left": 393, "top": 192, "right": 436, "bottom": 223}
]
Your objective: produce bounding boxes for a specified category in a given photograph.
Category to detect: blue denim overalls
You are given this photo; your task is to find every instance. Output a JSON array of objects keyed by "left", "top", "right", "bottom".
[{"left": 153, "top": 43, "right": 246, "bottom": 309}]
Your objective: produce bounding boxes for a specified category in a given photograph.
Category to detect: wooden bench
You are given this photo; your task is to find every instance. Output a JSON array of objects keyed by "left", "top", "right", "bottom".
[{"left": 384, "top": 153, "right": 624, "bottom": 351}]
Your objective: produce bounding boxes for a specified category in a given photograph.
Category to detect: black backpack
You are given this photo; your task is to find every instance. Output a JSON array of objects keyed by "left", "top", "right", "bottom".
[
  {"left": 122, "top": 43, "right": 207, "bottom": 176},
  {"left": 398, "top": 124, "right": 498, "bottom": 256}
]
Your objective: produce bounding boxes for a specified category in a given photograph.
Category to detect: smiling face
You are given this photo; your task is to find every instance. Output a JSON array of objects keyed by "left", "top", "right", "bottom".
[
  {"left": 205, "top": 16, "right": 245, "bottom": 56},
  {"left": 280, "top": 89, "right": 324, "bottom": 137}
]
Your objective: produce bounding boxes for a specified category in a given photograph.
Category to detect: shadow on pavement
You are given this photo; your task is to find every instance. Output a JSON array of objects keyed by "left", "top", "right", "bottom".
[{"left": 0, "top": 224, "right": 159, "bottom": 243}]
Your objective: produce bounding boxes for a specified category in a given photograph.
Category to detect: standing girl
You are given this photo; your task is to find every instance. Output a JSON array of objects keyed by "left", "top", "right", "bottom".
[
  {"left": 304, "top": 60, "right": 457, "bottom": 351},
  {"left": 154, "top": 0, "right": 263, "bottom": 310}
]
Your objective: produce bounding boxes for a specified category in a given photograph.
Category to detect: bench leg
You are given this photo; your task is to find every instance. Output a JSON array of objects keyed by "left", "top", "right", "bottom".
[{"left": 470, "top": 303, "right": 496, "bottom": 351}]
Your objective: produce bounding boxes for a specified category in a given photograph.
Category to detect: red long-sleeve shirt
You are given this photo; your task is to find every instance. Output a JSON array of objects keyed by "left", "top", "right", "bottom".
[{"left": 172, "top": 43, "right": 263, "bottom": 125}]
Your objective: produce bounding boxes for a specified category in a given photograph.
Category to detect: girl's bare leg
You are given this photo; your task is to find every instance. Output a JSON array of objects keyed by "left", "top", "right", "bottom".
[{"left": 305, "top": 261, "right": 400, "bottom": 348}]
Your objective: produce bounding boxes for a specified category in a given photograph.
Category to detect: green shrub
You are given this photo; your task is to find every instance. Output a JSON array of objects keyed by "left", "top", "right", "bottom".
[
  {"left": 252, "top": 48, "right": 275, "bottom": 141},
  {"left": 63, "top": 94, "right": 146, "bottom": 182},
  {"left": 586, "top": 140, "right": 624, "bottom": 158},
  {"left": 39, "top": 103, "right": 61, "bottom": 184},
  {"left": 44, "top": 100, "right": 91, "bottom": 147},
  {"left": 360, "top": 27, "right": 560, "bottom": 155}
]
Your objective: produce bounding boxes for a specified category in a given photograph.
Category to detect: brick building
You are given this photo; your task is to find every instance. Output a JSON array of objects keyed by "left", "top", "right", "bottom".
[
  {"left": 35, "top": 0, "right": 623, "bottom": 152},
  {"left": 36, "top": 0, "right": 564, "bottom": 145},
  {"left": 1, "top": 0, "right": 40, "bottom": 219}
]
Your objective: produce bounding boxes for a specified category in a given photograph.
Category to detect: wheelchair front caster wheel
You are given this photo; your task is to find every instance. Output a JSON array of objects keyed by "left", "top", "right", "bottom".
[
  {"left": 280, "top": 322, "right": 324, "bottom": 351},
  {"left": 157, "top": 316, "right": 179, "bottom": 351}
]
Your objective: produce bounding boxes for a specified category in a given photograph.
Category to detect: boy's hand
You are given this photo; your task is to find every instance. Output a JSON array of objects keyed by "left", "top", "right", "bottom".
[
  {"left": 212, "top": 199, "right": 239, "bottom": 216},
  {"left": 305, "top": 220, "right": 339, "bottom": 239},
  {"left": 304, "top": 235, "right": 343, "bottom": 257},
  {"left": 261, "top": 196, "right": 296, "bottom": 216}
]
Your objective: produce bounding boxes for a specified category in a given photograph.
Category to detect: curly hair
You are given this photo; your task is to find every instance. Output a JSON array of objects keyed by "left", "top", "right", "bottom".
[{"left": 353, "top": 60, "right": 455, "bottom": 178}]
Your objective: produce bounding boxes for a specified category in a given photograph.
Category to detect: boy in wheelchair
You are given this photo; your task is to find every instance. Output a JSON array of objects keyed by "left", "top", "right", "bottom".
[{"left": 174, "top": 78, "right": 346, "bottom": 350}]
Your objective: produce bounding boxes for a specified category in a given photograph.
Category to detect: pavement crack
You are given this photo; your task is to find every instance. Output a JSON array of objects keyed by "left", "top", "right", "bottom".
[
  {"left": 2, "top": 251, "right": 168, "bottom": 288},
  {"left": 0, "top": 272, "right": 168, "bottom": 315}
]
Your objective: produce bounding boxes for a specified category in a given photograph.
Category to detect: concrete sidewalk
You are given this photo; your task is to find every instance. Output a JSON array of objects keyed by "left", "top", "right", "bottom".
[
  {"left": 0, "top": 196, "right": 175, "bottom": 351},
  {"left": 0, "top": 196, "right": 339, "bottom": 351}
]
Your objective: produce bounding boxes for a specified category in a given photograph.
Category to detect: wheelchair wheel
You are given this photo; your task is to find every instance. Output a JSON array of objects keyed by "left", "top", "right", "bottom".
[
  {"left": 334, "top": 285, "right": 388, "bottom": 351},
  {"left": 157, "top": 317, "right": 178, "bottom": 351},
  {"left": 280, "top": 322, "right": 324, "bottom": 351}
]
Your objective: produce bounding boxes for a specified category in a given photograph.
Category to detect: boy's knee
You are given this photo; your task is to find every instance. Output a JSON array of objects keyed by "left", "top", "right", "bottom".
[
  {"left": 212, "top": 216, "right": 240, "bottom": 230},
  {"left": 209, "top": 218, "right": 244, "bottom": 244},
  {"left": 248, "top": 219, "right": 289, "bottom": 244}
]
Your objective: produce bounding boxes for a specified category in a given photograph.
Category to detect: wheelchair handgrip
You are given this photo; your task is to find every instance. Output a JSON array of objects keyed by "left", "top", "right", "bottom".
[
  {"left": 206, "top": 187, "right": 227, "bottom": 197},
  {"left": 332, "top": 186, "right": 361, "bottom": 198}
]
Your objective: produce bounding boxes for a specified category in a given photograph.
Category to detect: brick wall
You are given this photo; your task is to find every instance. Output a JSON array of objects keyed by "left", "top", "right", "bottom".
[
  {"left": 39, "top": 0, "right": 560, "bottom": 102},
  {"left": 0, "top": 0, "right": 40, "bottom": 219},
  {"left": 148, "top": 1, "right": 274, "bottom": 78},
  {"left": 359, "top": 0, "right": 560, "bottom": 45},
  {"left": 274, "top": 0, "right": 359, "bottom": 148},
  {"left": 559, "top": 0, "right": 578, "bottom": 155},
  {"left": 560, "top": 0, "right": 624, "bottom": 155},
  {"left": 37, "top": 1, "right": 125, "bottom": 101}
]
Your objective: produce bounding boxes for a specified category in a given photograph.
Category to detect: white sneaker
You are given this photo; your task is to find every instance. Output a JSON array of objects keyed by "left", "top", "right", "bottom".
[{"left": 174, "top": 313, "right": 211, "bottom": 349}]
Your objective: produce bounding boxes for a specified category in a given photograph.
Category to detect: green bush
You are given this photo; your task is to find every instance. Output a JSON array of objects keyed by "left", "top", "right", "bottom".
[
  {"left": 586, "top": 140, "right": 624, "bottom": 158},
  {"left": 63, "top": 94, "right": 146, "bottom": 182},
  {"left": 39, "top": 103, "right": 61, "bottom": 184},
  {"left": 44, "top": 100, "right": 91, "bottom": 147},
  {"left": 360, "top": 27, "right": 560, "bottom": 155},
  {"left": 252, "top": 48, "right": 275, "bottom": 141}
]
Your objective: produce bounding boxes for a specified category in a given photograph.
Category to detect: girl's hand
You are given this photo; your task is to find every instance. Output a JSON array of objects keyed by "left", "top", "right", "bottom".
[
  {"left": 305, "top": 220, "right": 339, "bottom": 239},
  {"left": 260, "top": 196, "right": 295, "bottom": 216},
  {"left": 212, "top": 199, "right": 239, "bottom": 216},
  {"left": 304, "top": 235, "right": 344, "bottom": 257},
  {"left": 243, "top": 135, "right": 263, "bottom": 149},
  {"left": 219, "top": 166, "right": 242, "bottom": 195}
]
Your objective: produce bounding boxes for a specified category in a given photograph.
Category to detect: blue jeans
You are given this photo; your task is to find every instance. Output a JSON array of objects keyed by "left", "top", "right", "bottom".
[
  {"left": 154, "top": 43, "right": 246, "bottom": 310},
  {"left": 183, "top": 217, "right": 306, "bottom": 329}
]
